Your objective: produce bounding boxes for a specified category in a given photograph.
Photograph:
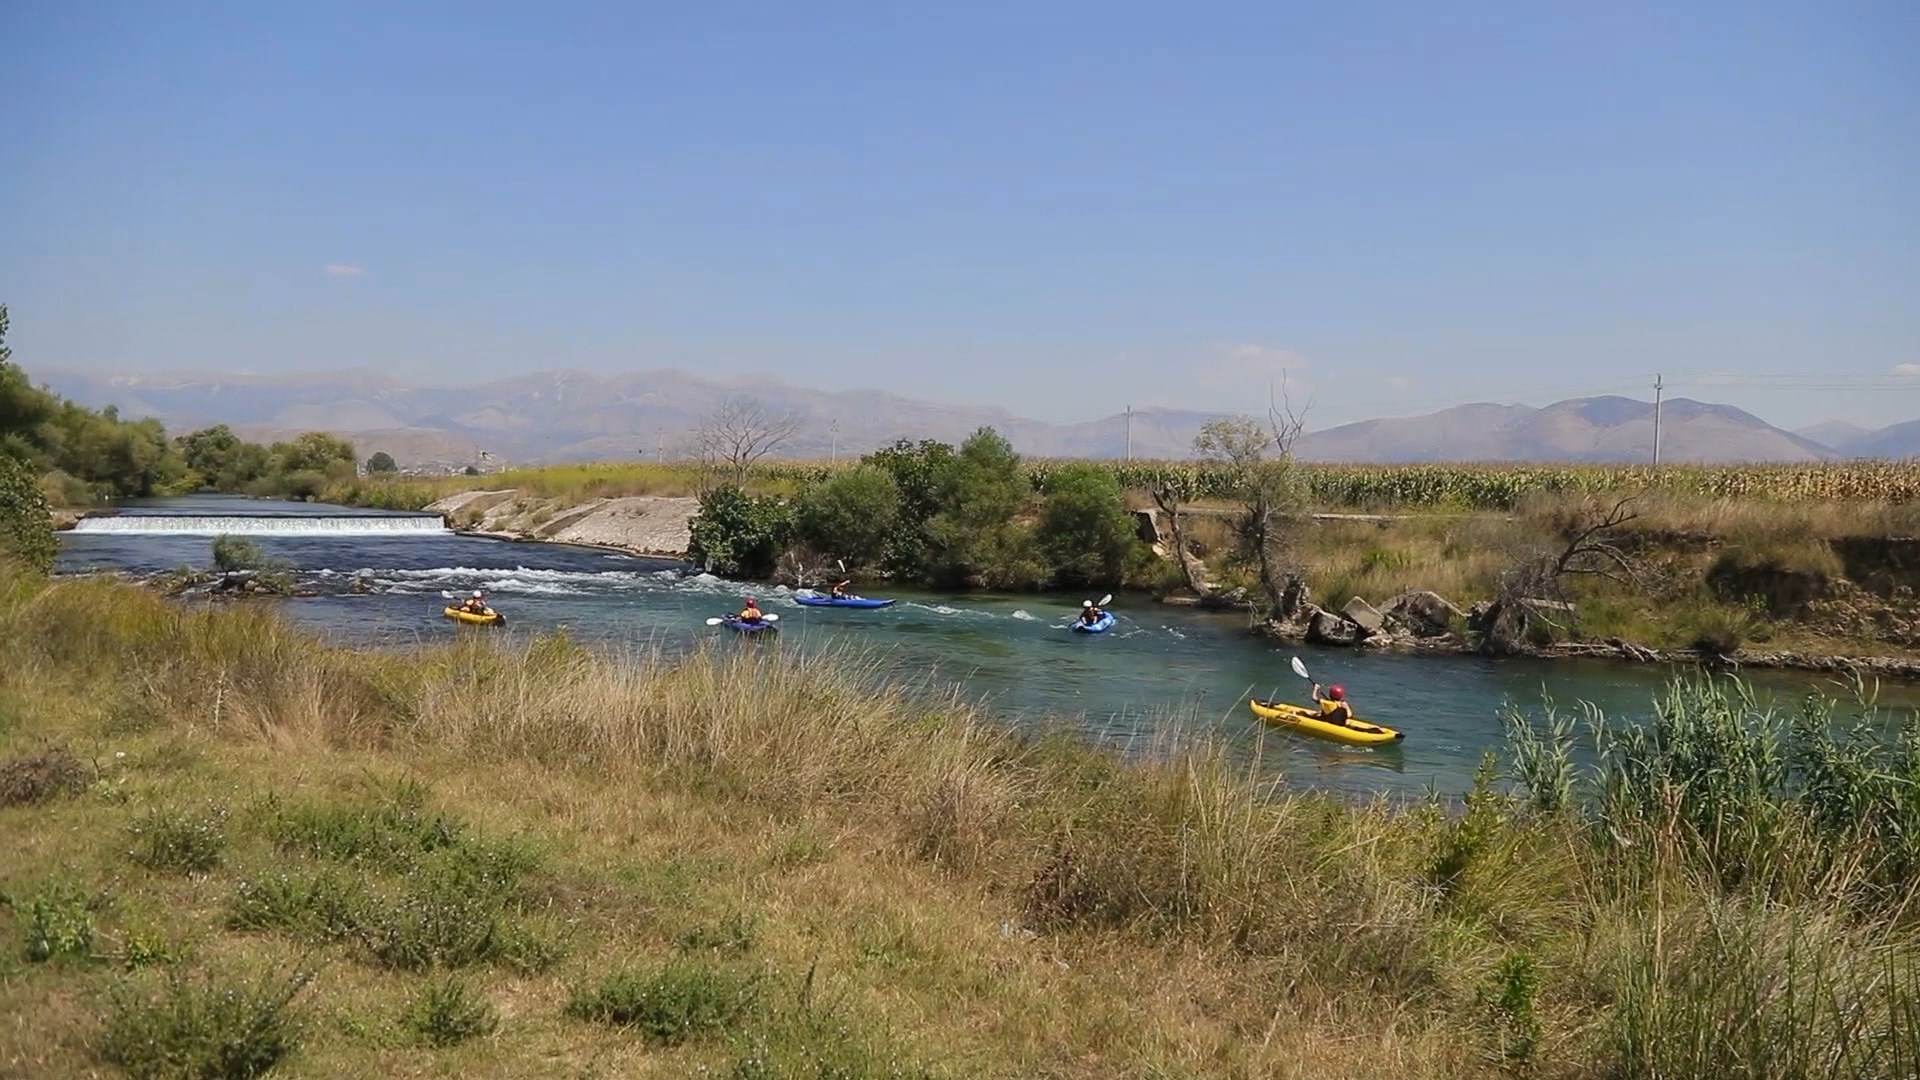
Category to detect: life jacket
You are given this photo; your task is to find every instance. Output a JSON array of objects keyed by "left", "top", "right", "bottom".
[
  {"left": 740, "top": 607, "right": 761, "bottom": 621},
  {"left": 1319, "top": 699, "right": 1353, "bottom": 723}
]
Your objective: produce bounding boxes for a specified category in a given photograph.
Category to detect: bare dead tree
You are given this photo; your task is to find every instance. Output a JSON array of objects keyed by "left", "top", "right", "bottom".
[
  {"left": 693, "top": 396, "right": 800, "bottom": 488},
  {"left": 1147, "top": 478, "right": 1212, "bottom": 599},
  {"left": 1482, "top": 495, "right": 1643, "bottom": 654}
]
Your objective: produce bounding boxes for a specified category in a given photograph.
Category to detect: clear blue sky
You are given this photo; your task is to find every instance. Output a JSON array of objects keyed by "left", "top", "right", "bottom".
[{"left": 4, "top": 1, "right": 1916, "bottom": 429}]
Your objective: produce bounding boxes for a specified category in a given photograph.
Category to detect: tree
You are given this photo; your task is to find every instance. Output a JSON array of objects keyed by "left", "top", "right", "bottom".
[
  {"left": 795, "top": 464, "right": 901, "bottom": 568},
  {"left": 693, "top": 396, "right": 799, "bottom": 487},
  {"left": 1036, "top": 464, "right": 1138, "bottom": 588},
  {"left": 1481, "top": 496, "right": 1642, "bottom": 654},
  {"left": 0, "top": 305, "right": 56, "bottom": 449},
  {"left": 0, "top": 451, "right": 55, "bottom": 573},
  {"left": 365, "top": 452, "right": 398, "bottom": 474},
  {"left": 926, "top": 428, "right": 1042, "bottom": 588},
  {"left": 687, "top": 485, "right": 794, "bottom": 578},
  {"left": 1193, "top": 396, "right": 1309, "bottom": 618},
  {"left": 177, "top": 425, "right": 271, "bottom": 491},
  {"left": 864, "top": 438, "right": 957, "bottom": 575}
]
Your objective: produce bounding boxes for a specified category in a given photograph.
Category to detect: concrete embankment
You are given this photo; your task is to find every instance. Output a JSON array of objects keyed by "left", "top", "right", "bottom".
[{"left": 428, "top": 489, "right": 697, "bottom": 557}]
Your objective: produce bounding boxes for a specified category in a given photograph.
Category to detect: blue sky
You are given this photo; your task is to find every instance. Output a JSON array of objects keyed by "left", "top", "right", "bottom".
[{"left": 3, "top": 1, "right": 1916, "bottom": 429}]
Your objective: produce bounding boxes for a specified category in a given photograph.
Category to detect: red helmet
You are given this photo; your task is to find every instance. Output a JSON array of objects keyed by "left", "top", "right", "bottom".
[
  {"left": 1327, "top": 685, "right": 1346, "bottom": 701},
  {"left": 745, "top": 596, "right": 757, "bottom": 604}
]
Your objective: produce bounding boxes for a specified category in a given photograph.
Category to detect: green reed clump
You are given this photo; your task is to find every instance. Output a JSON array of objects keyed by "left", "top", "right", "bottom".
[
  {"left": 129, "top": 803, "right": 229, "bottom": 875},
  {"left": 100, "top": 967, "right": 312, "bottom": 1080},
  {"left": 403, "top": 974, "right": 499, "bottom": 1047},
  {"left": 568, "top": 961, "right": 762, "bottom": 1045}
]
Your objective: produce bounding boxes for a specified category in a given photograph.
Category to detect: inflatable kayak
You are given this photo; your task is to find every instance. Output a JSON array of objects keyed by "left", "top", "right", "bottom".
[
  {"left": 1248, "top": 700, "right": 1403, "bottom": 746},
  {"left": 1070, "top": 612, "right": 1117, "bottom": 634},
  {"left": 443, "top": 607, "right": 505, "bottom": 627},
  {"left": 720, "top": 617, "right": 779, "bottom": 635},
  {"left": 794, "top": 595, "right": 896, "bottom": 609}
]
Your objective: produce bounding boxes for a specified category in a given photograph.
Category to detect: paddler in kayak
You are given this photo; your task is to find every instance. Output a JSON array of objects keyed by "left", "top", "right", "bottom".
[
  {"left": 736, "top": 596, "right": 766, "bottom": 624},
  {"left": 1309, "top": 682, "right": 1355, "bottom": 728},
  {"left": 1077, "top": 599, "right": 1107, "bottom": 627},
  {"left": 830, "top": 579, "right": 854, "bottom": 600},
  {"left": 458, "top": 590, "right": 494, "bottom": 617}
]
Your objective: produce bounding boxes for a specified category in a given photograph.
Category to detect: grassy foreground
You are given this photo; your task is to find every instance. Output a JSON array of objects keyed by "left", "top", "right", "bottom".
[{"left": 3, "top": 568, "right": 1919, "bottom": 1078}]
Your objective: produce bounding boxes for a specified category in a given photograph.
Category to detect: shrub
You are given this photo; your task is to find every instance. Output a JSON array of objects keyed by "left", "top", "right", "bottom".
[
  {"left": 129, "top": 804, "right": 229, "bottom": 874},
  {"left": 404, "top": 975, "right": 498, "bottom": 1047},
  {"left": 364, "top": 451, "right": 398, "bottom": 474},
  {"left": 360, "top": 839, "right": 547, "bottom": 971},
  {"left": 688, "top": 485, "right": 794, "bottom": 578},
  {"left": 225, "top": 871, "right": 368, "bottom": 943},
  {"left": 210, "top": 536, "right": 268, "bottom": 573},
  {"left": 0, "top": 746, "right": 91, "bottom": 806},
  {"left": 263, "top": 781, "right": 463, "bottom": 869},
  {"left": 567, "top": 961, "right": 761, "bottom": 1045},
  {"left": 20, "top": 881, "right": 93, "bottom": 963},
  {"left": 794, "top": 464, "right": 901, "bottom": 568},
  {"left": 1035, "top": 464, "right": 1139, "bottom": 589},
  {"left": 100, "top": 968, "right": 312, "bottom": 1080},
  {"left": 0, "top": 452, "right": 56, "bottom": 574}
]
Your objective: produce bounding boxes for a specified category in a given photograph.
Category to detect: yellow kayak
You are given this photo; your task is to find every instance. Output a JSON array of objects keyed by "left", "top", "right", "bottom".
[
  {"left": 1248, "top": 700, "right": 1404, "bottom": 746},
  {"left": 442, "top": 606, "right": 505, "bottom": 627}
]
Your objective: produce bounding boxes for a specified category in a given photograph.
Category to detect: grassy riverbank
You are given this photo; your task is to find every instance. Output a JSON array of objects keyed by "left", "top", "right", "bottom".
[{"left": 3, "top": 566, "right": 1918, "bottom": 1077}]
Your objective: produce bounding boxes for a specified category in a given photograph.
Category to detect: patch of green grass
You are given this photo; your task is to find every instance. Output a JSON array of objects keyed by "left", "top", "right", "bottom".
[
  {"left": 728, "top": 986, "right": 943, "bottom": 1080},
  {"left": 262, "top": 779, "right": 462, "bottom": 869},
  {"left": 403, "top": 974, "right": 499, "bottom": 1047},
  {"left": 360, "top": 840, "right": 553, "bottom": 972},
  {"left": 568, "top": 961, "right": 762, "bottom": 1045},
  {"left": 225, "top": 870, "right": 368, "bottom": 944},
  {"left": 100, "top": 967, "right": 312, "bottom": 1080},
  {"left": 128, "top": 803, "right": 229, "bottom": 874}
]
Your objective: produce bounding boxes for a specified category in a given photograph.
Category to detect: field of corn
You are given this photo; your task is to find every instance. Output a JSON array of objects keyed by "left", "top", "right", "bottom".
[{"left": 331, "top": 459, "right": 1920, "bottom": 512}]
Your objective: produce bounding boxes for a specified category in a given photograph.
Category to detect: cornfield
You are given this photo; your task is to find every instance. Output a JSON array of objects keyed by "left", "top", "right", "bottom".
[{"left": 343, "top": 458, "right": 1920, "bottom": 513}]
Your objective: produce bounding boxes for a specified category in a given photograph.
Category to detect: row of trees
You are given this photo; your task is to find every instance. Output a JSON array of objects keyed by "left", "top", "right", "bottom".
[
  {"left": 689, "top": 429, "right": 1146, "bottom": 590},
  {"left": 0, "top": 305, "right": 375, "bottom": 505}
]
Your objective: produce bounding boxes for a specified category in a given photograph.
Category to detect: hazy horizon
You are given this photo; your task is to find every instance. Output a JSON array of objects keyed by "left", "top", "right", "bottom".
[{"left": 5, "top": 3, "right": 1917, "bottom": 430}]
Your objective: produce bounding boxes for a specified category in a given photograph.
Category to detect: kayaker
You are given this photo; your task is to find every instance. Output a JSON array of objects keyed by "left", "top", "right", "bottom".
[
  {"left": 1310, "top": 682, "right": 1354, "bottom": 727},
  {"left": 737, "top": 597, "right": 765, "bottom": 623},
  {"left": 459, "top": 590, "right": 492, "bottom": 616},
  {"left": 1078, "top": 600, "right": 1106, "bottom": 626},
  {"left": 830, "top": 579, "right": 853, "bottom": 600}
]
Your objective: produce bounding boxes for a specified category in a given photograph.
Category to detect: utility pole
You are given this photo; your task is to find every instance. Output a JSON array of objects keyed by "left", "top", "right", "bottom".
[
  {"left": 1652, "top": 373, "right": 1664, "bottom": 467},
  {"left": 830, "top": 420, "right": 839, "bottom": 465},
  {"left": 1125, "top": 405, "right": 1133, "bottom": 461}
]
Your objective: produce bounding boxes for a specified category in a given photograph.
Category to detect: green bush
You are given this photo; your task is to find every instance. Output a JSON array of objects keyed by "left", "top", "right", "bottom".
[
  {"left": 0, "top": 452, "right": 55, "bottom": 573},
  {"left": 404, "top": 974, "right": 498, "bottom": 1047},
  {"left": 567, "top": 961, "right": 761, "bottom": 1045},
  {"left": 688, "top": 485, "right": 795, "bottom": 578},
  {"left": 263, "top": 781, "right": 463, "bottom": 868},
  {"left": 129, "top": 804, "right": 229, "bottom": 874},
  {"left": 100, "top": 968, "right": 311, "bottom": 1080},
  {"left": 20, "top": 881, "right": 94, "bottom": 963},
  {"left": 794, "top": 464, "right": 900, "bottom": 568},
  {"left": 364, "top": 451, "right": 398, "bottom": 474},
  {"left": 225, "top": 871, "right": 368, "bottom": 943},
  {"left": 210, "top": 536, "right": 268, "bottom": 573},
  {"left": 1035, "top": 464, "right": 1139, "bottom": 589}
]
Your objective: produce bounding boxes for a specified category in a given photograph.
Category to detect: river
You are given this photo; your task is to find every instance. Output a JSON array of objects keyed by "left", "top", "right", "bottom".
[{"left": 57, "top": 496, "right": 1911, "bottom": 799}]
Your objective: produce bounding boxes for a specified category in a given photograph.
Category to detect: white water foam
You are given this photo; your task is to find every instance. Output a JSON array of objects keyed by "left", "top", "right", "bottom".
[
  {"left": 1010, "top": 609, "right": 1040, "bottom": 622},
  {"left": 75, "top": 514, "right": 446, "bottom": 536}
]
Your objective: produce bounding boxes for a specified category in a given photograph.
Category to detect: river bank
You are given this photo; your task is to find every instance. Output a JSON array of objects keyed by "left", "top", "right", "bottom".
[
  {"left": 3, "top": 563, "right": 1915, "bottom": 1078},
  {"left": 392, "top": 484, "right": 1920, "bottom": 682}
]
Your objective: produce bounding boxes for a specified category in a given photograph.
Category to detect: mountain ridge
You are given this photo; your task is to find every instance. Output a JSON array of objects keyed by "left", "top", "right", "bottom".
[{"left": 32, "top": 366, "right": 1920, "bottom": 466}]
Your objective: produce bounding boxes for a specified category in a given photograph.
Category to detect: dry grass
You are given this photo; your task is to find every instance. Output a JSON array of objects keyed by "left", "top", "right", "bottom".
[{"left": 2, "top": 566, "right": 1916, "bottom": 1077}]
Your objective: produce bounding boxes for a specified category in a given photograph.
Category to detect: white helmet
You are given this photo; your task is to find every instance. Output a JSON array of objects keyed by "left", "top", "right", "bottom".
[
  {"left": 472, "top": 590, "right": 484, "bottom": 598},
  {"left": 1083, "top": 600, "right": 1093, "bottom": 608}
]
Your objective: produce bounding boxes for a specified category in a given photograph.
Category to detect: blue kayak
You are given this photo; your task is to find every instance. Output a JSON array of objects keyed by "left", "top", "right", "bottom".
[
  {"left": 720, "top": 617, "right": 778, "bottom": 634},
  {"left": 794, "top": 595, "right": 896, "bottom": 609},
  {"left": 1070, "top": 611, "right": 1117, "bottom": 634}
]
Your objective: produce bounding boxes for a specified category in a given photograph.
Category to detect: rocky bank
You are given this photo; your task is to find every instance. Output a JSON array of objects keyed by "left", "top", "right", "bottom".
[{"left": 428, "top": 489, "right": 696, "bottom": 557}]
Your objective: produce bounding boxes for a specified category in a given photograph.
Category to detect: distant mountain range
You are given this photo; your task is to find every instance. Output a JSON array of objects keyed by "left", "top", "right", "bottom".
[{"left": 34, "top": 367, "right": 1920, "bottom": 467}]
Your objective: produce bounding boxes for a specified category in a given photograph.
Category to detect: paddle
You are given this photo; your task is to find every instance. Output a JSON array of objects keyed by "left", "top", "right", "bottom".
[
  {"left": 1285, "top": 655, "right": 1385, "bottom": 734},
  {"left": 1072, "top": 594, "right": 1115, "bottom": 628},
  {"left": 705, "top": 613, "right": 781, "bottom": 626}
]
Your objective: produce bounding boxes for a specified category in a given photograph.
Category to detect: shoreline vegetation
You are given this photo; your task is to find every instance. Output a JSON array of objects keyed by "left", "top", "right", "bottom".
[
  {"left": 3, "top": 563, "right": 1918, "bottom": 1077},
  {"left": 316, "top": 449, "right": 1920, "bottom": 680}
]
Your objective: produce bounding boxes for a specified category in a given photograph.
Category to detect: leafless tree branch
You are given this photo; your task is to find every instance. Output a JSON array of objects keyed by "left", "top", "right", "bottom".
[{"left": 694, "top": 396, "right": 799, "bottom": 487}]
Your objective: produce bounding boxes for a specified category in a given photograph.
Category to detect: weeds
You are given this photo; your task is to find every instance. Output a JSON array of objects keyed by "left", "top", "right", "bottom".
[
  {"left": 226, "top": 870, "right": 367, "bottom": 943},
  {"left": 19, "top": 881, "right": 94, "bottom": 963},
  {"left": 403, "top": 974, "right": 498, "bottom": 1047},
  {"left": 129, "top": 803, "right": 229, "bottom": 874},
  {"left": 262, "top": 779, "right": 462, "bottom": 868},
  {"left": 100, "top": 967, "right": 312, "bottom": 1080},
  {"left": 568, "top": 961, "right": 762, "bottom": 1045}
]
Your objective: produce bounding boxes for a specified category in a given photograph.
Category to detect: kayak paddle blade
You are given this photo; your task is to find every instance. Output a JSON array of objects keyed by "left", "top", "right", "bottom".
[
  {"left": 763, "top": 613, "right": 780, "bottom": 622},
  {"left": 1099, "top": 593, "right": 1114, "bottom": 607},
  {"left": 705, "top": 617, "right": 724, "bottom": 626},
  {"left": 1290, "top": 656, "right": 1310, "bottom": 680}
]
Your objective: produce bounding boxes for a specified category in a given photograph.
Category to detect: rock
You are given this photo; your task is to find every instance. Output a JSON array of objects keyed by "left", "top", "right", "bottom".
[
  {"left": 1341, "top": 596, "right": 1384, "bottom": 635},
  {"left": 1131, "top": 509, "right": 1165, "bottom": 547},
  {"left": 1307, "top": 608, "right": 1360, "bottom": 646},
  {"left": 1386, "top": 591, "right": 1465, "bottom": 638}
]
